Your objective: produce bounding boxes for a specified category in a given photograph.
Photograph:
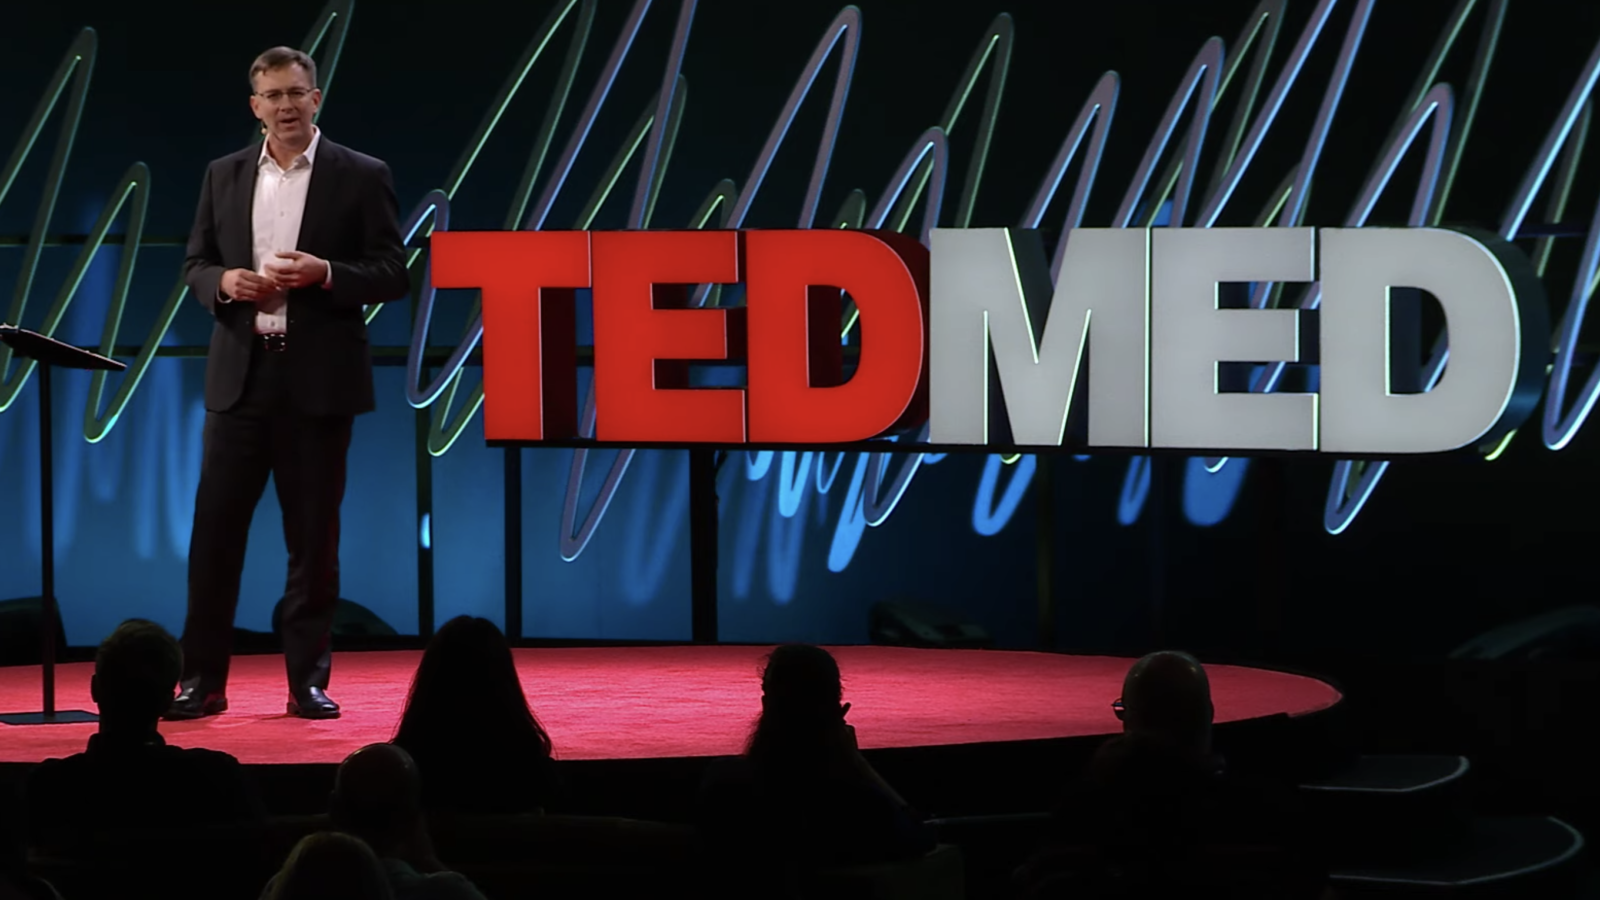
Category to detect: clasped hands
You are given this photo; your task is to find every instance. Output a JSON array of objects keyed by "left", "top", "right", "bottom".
[{"left": 220, "top": 251, "right": 328, "bottom": 302}]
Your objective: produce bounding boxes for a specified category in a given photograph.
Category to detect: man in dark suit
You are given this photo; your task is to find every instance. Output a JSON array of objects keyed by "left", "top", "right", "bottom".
[{"left": 169, "top": 46, "right": 409, "bottom": 720}]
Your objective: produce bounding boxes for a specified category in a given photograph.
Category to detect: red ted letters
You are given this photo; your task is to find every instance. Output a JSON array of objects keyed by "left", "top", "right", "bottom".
[{"left": 429, "top": 229, "right": 929, "bottom": 444}]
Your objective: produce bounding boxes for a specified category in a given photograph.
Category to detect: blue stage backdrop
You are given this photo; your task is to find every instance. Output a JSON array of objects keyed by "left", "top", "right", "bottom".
[{"left": 2, "top": 0, "right": 1598, "bottom": 656}]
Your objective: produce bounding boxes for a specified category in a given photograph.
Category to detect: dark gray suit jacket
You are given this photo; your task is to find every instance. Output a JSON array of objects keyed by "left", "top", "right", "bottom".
[{"left": 183, "top": 137, "right": 410, "bottom": 416}]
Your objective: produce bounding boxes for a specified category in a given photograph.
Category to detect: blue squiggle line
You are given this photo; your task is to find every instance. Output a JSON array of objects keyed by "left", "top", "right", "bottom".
[
  {"left": 617, "top": 449, "right": 689, "bottom": 603},
  {"left": 777, "top": 452, "right": 812, "bottom": 519},
  {"left": 1536, "top": 43, "right": 1600, "bottom": 451},
  {"left": 766, "top": 478, "right": 809, "bottom": 603},
  {"left": 1183, "top": 456, "right": 1250, "bottom": 527},
  {"left": 827, "top": 454, "right": 871, "bottom": 573},
  {"left": 972, "top": 453, "right": 1036, "bottom": 537},
  {"left": 746, "top": 450, "right": 774, "bottom": 481},
  {"left": 730, "top": 473, "right": 768, "bottom": 600},
  {"left": 814, "top": 451, "right": 846, "bottom": 492},
  {"left": 6, "top": 0, "right": 1598, "bottom": 577},
  {"left": 1118, "top": 458, "right": 1153, "bottom": 527}
]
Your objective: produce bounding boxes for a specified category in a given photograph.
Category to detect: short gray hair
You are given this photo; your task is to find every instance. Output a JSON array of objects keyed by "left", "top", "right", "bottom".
[
  {"left": 250, "top": 47, "right": 318, "bottom": 90},
  {"left": 95, "top": 618, "right": 182, "bottom": 719}
]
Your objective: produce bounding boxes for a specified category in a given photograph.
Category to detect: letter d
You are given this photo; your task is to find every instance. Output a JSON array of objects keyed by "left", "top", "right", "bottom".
[{"left": 1319, "top": 228, "right": 1549, "bottom": 454}]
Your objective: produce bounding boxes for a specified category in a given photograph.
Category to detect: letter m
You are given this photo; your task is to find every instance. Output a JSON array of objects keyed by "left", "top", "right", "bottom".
[{"left": 928, "top": 228, "right": 1149, "bottom": 447}]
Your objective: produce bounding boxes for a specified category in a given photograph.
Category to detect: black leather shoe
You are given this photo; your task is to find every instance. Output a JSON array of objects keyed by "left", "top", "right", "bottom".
[
  {"left": 164, "top": 687, "right": 228, "bottom": 720},
  {"left": 288, "top": 687, "right": 341, "bottom": 720}
]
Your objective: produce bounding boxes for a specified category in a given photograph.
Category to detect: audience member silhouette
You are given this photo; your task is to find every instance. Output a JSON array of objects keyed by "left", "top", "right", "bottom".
[
  {"left": 697, "top": 644, "right": 934, "bottom": 893},
  {"left": 1094, "top": 648, "right": 1221, "bottom": 782},
  {"left": 24, "top": 619, "right": 263, "bottom": 848},
  {"left": 264, "top": 832, "right": 394, "bottom": 900},
  {"left": 391, "top": 616, "right": 558, "bottom": 814},
  {"left": 1022, "top": 650, "right": 1328, "bottom": 899},
  {"left": 325, "top": 743, "right": 488, "bottom": 900}
]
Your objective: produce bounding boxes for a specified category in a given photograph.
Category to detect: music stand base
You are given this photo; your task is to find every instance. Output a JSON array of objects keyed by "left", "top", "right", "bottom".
[{"left": 0, "top": 710, "right": 98, "bottom": 725}]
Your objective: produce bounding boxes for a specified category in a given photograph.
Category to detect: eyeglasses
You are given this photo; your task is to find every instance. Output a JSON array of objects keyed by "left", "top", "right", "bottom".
[
  {"left": 256, "top": 88, "right": 314, "bottom": 104},
  {"left": 1111, "top": 698, "right": 1125, "bottom": 720}
]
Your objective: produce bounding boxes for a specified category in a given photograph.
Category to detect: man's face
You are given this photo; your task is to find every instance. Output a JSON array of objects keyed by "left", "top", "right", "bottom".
[{"left": 250, "top": 64, "right": 321, "bottom": 147}]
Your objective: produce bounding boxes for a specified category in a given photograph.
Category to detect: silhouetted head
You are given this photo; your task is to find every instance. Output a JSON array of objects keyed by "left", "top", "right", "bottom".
[
  {"left": 90, "top": 619, "right": 182, "bottom": 731},
  {"left": 746, "top": 645, "right": 845, "bottom": 771},
  {"left": 393, "top": 615, "right": 552, "bottom": 760},
  {"left": 1118, "top": 650, "right": 1214, "bottom": 753},
  {"left": 330, "top": 744, "right": 422, "bottom": 856},
  {"left": 267, "top": 831, "right": 393, "bottom": 900}
]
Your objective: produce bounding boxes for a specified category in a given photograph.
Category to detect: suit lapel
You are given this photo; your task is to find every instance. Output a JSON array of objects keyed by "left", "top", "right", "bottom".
[
  {"left": 232, "top": 154, "right": 258, "bottom": 268},
  {"left": 296, "top": 140, "right": 340, "bottom": 256}
]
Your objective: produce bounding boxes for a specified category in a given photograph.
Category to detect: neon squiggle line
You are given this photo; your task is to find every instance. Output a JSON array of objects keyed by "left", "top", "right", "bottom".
[
  {"left": 746, "top": 450, "right": 775, "bottom": 481},
  {"left": 766, "top": 480, "right": 809, "bottom": 603},
  {"left": 617, "top": 449, "right": 689, "bottom": 604},
  {"left": 827, "top": 454, "right": 871, "bottom": 574},
  {"left": 777, "top": 452, "right": 812, "bottom": 519},
  {"left": 730, "top": 471, "right": 769, "bottom": 600},
  {"left": 6, "top": 0, "right": 1600, "bottom": 573},
  {"left": 815, "top": 451, "right": 846, "bottom": 493},
  {"left": 972, "top": 453, "right": 1036, "bottom": 537},
  {"left": 1536, "top": 42, "right": 1600, "bottom": 451},
  {"left": 0, "top": 28, "right": 114, "bottom": 411},
  {"left": 1118, "top": 457, "right": 1153, "bottom": 527},
  {"left": 1184, "top": 456, "right": 1250, "bottom": 527},
  {"left": 0, "top": 4, "right": 354, "bottom": 438}
]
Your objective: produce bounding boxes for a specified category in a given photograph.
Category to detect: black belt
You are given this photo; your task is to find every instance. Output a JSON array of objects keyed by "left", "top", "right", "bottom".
[{"left": 256, "top": 333, "right": 287, "bottom": 352}]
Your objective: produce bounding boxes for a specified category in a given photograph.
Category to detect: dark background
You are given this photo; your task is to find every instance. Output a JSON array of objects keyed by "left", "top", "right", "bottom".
[{"left": 0, "top": 0, "right": 1597, "bottom": 676}]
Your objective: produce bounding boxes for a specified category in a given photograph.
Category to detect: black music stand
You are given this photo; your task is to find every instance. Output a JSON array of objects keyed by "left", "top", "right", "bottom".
[{"left": 0, "top": 325, "right": 124, "bottom": 725}]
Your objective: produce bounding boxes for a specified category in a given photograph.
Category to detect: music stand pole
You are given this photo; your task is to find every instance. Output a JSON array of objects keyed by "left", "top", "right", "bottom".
[
  {"left": 39, "top": 360, "right": 56, "bottom": 718},
  {"left": 0, "top": 325, "right": 117, "bottom": 725}
]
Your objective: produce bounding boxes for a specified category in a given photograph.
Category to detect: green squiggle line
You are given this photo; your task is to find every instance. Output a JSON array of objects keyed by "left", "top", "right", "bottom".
[
  {"left": 0, "top": 3, "right": 356, "bottom": 443},
  {"left": 425, "top": 82, "right": 684, "bottom": 456},
  {"left": 398, "top": 0, "right": 596, "bottom": 456},
  {"left": 0, "top": 29, "right": 97, "bottom": 412}
]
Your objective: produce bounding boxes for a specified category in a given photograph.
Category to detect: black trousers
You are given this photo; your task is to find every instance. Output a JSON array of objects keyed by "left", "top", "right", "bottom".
[{"left": 181, "top": 338, "right": 353, "bottom": 695}]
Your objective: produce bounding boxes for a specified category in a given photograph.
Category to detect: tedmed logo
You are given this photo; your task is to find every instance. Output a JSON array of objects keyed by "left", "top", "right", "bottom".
[{"left": 430, "top": 227, "right": 1548, "bottom": 455}]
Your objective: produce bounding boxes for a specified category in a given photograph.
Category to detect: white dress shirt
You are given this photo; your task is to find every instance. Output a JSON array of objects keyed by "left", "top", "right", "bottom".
[{"left": 220, "top": 127, "right": 331, "bottom": 334}]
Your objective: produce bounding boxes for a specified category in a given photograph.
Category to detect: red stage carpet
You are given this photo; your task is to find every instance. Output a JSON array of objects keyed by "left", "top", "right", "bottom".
[{"left": 0, "top": 646, "right": 1340, "bottom": 765}]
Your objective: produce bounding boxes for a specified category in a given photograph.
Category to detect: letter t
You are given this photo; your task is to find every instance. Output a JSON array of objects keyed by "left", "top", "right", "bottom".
[{"left": 429, "top": 231, "right": 591, "bottom": 441}]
